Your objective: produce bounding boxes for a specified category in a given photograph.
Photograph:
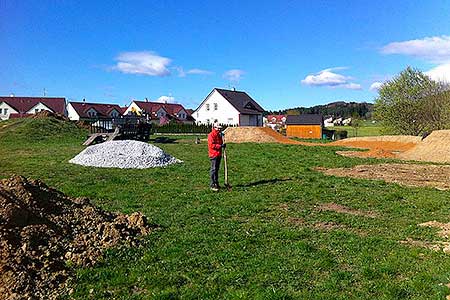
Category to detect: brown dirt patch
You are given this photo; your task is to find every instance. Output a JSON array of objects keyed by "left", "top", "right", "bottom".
[
  {"left": 317, "top": 163, "right": 450, "bottom": 190},
  {"left": 0, "top": 176, "right": 155, "bottom": 300},
  {"left": 419, "top": 221, "right": 450, "bottom": 239},
  {"left": 317, "top": 203, "right": 378, "bottom": 218},
  {"left": 32, "top": 110, "right": 69, "bottom": 121},
  {"left": 331, "top": 136, "right": 420, "bottom": 159}
]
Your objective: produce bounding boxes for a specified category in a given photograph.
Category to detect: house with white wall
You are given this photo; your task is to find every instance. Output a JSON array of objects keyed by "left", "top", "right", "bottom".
[
  {"left": 67, "top": 101, "right": 124, "bottom": 120},
  {"left": 124, "top": 100, "right": 194, "bottom": 124},
  {"left": 0, "top": 96, "right": 66, "bottom": 120},
  {"left": 194, "top": 88, "right": 264, "bottom": 126}
]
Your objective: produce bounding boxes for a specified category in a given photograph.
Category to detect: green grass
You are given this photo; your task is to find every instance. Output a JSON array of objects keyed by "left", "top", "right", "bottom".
[
  {"left": 330, "top": 120, "right": 383, "bottom": 138},
  {"left": 1, "top": 118, "right": 450, "bottom": 299}
]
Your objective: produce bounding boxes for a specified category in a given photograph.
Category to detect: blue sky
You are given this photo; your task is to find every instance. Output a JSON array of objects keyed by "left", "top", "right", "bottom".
[{"left": 1, "top": 1, "right": 450, "bottom": 111}]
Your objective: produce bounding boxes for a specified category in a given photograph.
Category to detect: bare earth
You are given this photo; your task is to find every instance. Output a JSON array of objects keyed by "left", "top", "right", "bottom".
[{"left": 317, "top": 163, "right": 450, "bottom": 190}]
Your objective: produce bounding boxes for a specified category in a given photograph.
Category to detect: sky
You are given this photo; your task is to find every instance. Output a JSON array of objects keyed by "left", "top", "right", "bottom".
[{"left": 1, "top": 0, "right": 450, "bottom": 111}]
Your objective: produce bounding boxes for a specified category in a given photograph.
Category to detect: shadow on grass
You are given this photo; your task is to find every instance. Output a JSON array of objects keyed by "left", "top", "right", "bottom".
[
  {"left": 235, "top": 177, "right": 293, "bottom": 187},
  {"left": 152, "top": 137, "right": 178, "bottom": 144}
]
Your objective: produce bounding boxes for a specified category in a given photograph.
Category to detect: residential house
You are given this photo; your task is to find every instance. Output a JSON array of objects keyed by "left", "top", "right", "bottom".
[
  {"left": 123, "top": 100, "right": 194, "bottom": 124},
  {"left": 0, "top": 96, "right": 66, "bottom": 120},
  {"left": 67, "top": 101, "right": 123, "bottom": 121},
  {"left": 194, "top": 88, "right": 264, "bottom": 126},
  {"left": 286, "top": 114, "right": 323, "bottom": 139},
  {"left": 264, "top": 114, "right": 287, "bottom": 131},
  {"left": 324, "top": 116, "right": 334, "bottom": 127}
]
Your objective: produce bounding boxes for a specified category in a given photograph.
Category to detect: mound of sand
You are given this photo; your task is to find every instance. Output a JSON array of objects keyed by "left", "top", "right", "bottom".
[
  {"left": 0, "top": 176, "right": 154, "bottom": 299},
  {"left": 224, "top": 127, "right": 302, "bottom": 144},
  {"left": 399, "top": 130, "right": 450, "bottom": 163}
]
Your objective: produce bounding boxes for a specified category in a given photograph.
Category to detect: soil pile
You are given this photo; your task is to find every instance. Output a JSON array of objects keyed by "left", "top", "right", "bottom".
[
  {"left": 331, "top": 136, "right": 421, "bottom": 159},
  {"left": 317, "top": 163, "right": 450, "bottom": 190},
  {"left": 69, "top": 140, "right": 182, "bottom": 169},
  {"left": 224, "top": 127, "right": 303, "bottom": 144},
  {"left": 0, "top": 176, "right": 154, "bottom": 300},
  {"left": 399, "top": 130, "right": 450, "bottom": 163},
  {"left": 31, "top": 110, "right": 69, "bottom": 121}
]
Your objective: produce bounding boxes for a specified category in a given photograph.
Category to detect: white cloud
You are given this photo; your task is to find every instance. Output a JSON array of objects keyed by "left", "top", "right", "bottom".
[
  {"left": 301, "top": 67, "right": 362, "bottom": 90},
  {"left": 369, "top": 81, "right": 383, "bottom": 91},
  {"left": 186, "top": 68, "right": 213, "bottom": 75},
  {"left": 223, "top": 69, "right": 245, "bottom": 83},
  {"left": 156, "top": 95, "right": 176, "bottom": 103},
  {"left": 113, "top": 51, "right": 171, "bottom": 76},
  {"left": 175, "top": 67, "right": 213, "bottom": 77},
  {"left": 425, "top": 63, "right": 450, "bottom": 83},
  {"left": 381, "top": 36, "right": 450, "bottom": 63}
]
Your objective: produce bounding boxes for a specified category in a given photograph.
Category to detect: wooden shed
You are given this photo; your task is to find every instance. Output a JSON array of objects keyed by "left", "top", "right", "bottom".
[{"left": 286, "top": 114, "right": 323, "bottom": 139}]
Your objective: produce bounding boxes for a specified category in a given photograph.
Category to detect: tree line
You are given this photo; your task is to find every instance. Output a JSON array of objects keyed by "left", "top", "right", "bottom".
[{"left": 266, "top": 102, "right": 374, "bottom": 119}]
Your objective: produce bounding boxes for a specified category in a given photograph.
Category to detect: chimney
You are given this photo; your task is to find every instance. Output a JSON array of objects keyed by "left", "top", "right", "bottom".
[
  {"left": 232, "top": 87, "right": 236, "bottom": 91},
  {"left": 82, "top": 98, "right": 86, "bottom": 105},
  {"left": 145, "top": 97, "right": 149, "bottom": 102}
]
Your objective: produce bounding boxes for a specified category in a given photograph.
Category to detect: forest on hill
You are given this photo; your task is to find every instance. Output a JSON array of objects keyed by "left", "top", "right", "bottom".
[{"left": 266, "top": 101, "right": 374, "bottom": 119}]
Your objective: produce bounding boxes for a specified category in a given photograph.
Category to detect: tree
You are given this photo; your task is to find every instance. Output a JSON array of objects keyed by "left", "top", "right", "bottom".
[
  {"left": 350, "top": 112, "right": 362, "bottom": 137},
  {"left": 374, "top": 66, "right": 450, "bottom": 135}
]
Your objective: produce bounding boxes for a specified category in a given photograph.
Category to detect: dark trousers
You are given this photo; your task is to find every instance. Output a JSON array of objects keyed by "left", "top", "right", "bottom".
[{"left": 210, "top": 156, "right": 221, "bottom": 187}]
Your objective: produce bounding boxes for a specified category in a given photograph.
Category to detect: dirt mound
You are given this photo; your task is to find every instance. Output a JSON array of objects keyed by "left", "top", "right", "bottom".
[
  {"left": 317, "top": 163, "right": 450, "bottom": 190},
  {"left": 224, "top": 127, "right": 303, "bottom": 144},
  {"left": 399, "top": 130, "right": 450, "bottom": 163},
  {"left": 331, "top": 136, "right": 421, "bottom": 159},
  {"left": 0, "top": 176, "right": 154, "bottom": 300},
  {"left": 32, "top": 110, "right": 69, "bottom": 121}
]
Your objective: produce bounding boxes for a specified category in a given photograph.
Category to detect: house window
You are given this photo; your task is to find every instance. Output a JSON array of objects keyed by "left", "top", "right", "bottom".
[
  {"left": 35, "top": 109, "right": 39, "bottom": 113},
  {"left": 214, "top": 103, "right": 218, "bottom": 110},
  {"left": 0, "top": 109, "right": 2, "bottom": 114},
  {"left": 4, "top": 108, "right": 8, "bottom": 114},
  {"left": 227, "top": 118, "right": 233, "bottom": 123},
  {"left": 206, "top": 104, "right": 210, "bottom": 111}
]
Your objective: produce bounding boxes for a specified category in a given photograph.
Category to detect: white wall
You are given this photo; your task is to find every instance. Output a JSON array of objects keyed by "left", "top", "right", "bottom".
[
  {"left": 123, "top": 102, "right": 142, "bottom": 115},
  {"left": 26, "top": 102, "right": 53, "bottom": 114},
  {"left": 0, "top": 102, "right": 18, "bottom": 120},
  {"left": 194, "top": 90, "right": 240, "bottom": 125},
  {"left": 67, "top": 103, "right": 80, "bottom": 121}
]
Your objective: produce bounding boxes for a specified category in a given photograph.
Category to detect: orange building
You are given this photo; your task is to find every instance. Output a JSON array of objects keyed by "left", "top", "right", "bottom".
[{"left": 286, "top": 114, "right": 323, "bottom": 139}]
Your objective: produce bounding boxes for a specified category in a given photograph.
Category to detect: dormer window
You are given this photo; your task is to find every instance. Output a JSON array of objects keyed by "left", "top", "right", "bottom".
[
  {"left": 206, "top": 104, "right": 210, "bottom": 111},
  {"left": 213, "top": 103, "right": 218, "bottom": 110}
]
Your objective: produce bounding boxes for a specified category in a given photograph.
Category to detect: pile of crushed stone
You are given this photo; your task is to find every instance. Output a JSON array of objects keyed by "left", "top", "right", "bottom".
[
  {"left": 69, "top": 140, "right": 182, "bottom": 169},
  {"left": 0, "top": 176, "right": 154, "bottom": 300}
]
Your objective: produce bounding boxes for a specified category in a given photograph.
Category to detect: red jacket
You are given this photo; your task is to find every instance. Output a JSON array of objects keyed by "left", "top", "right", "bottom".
[{"left": 208, "top": 129, "right": 223, "bottom": 158}]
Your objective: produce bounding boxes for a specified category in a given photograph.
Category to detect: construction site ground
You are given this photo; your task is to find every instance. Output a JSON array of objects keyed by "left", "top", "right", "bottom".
[{"left": 4, "top": 117, "right": 450, "bottom": 299}]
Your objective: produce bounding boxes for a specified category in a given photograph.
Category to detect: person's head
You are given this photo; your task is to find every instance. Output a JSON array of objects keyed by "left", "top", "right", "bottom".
[{"left": 213, "top": 122, "right": 222, "bottom": 131}]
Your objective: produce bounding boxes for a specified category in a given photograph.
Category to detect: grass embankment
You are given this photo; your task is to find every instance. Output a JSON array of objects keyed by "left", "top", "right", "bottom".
[{"left": 1, "top": 118, "right": 450, "bottom": 299}]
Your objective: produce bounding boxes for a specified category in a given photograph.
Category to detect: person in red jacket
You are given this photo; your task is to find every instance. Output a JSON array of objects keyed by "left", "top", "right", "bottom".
[{"left": 208, "top": 122, "right": 226, "bottom": 191}]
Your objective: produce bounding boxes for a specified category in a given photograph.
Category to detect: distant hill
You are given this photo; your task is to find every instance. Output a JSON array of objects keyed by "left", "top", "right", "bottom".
[{"left": 266, "top": 101, "right": 374, "bottom": 119}]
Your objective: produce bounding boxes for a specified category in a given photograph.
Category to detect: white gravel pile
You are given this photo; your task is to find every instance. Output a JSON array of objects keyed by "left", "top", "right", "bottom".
[{"left": 69, "top": 140, "right": 182, "bottom": 169}]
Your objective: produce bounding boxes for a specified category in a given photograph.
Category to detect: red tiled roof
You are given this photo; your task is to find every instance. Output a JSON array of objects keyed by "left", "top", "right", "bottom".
[
  {"left": 267, "top": 115, "right": 286, "bottom": 123},
  {"left": 8, "top": 113, "right": 33, "bottom": 119},
  {"left": 133, "top": 101, "right": 188, "bottom": 116},
  {"left": 69, "top": 102, "right": 123, "bottom": 118},
  {"left": 0, "top": 97, "right": 66, "bottom": 115}
]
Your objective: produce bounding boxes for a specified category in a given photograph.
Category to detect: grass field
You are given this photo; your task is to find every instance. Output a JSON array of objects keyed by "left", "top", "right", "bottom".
[
  {"left": 330, "top": 120, "right": 383, "bottom": 138},
  {"left": 2, "top": 118, "right": 450, "bottom": 299}
]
